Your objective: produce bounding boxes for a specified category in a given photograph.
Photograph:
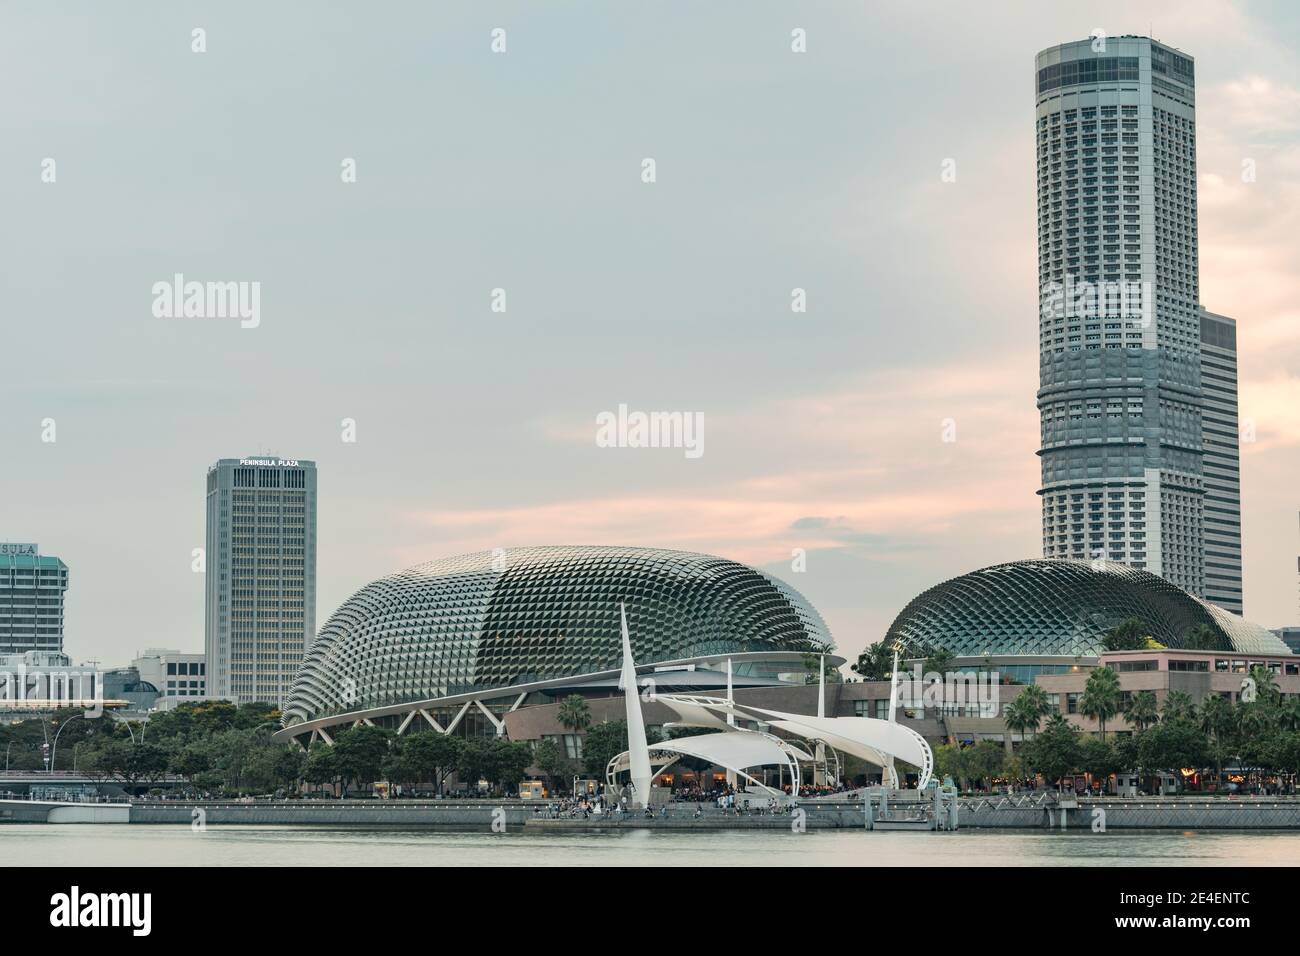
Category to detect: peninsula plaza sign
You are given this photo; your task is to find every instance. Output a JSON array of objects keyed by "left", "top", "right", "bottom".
[
  {"left": 238, "top": 459, "right": 300, "bottom": 467},
  {"left": 0, "top": 543, "right": 37, "bottom": 557}
]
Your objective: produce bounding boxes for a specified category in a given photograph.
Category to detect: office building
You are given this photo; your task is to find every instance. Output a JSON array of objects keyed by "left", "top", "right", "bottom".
[
  {"left": 1200, "top": 310, "right": 1243, "bottom": 612},
  {"left": 205, "top": 457, "right": 317, "bottom": 707},
  {"left": 1035, "top": 37, "right": 1209, "bottom": 595},
  {"left": 0, "top": 543, "right": 69, "bottom": 655},
  {"left": 132, "top": 648, "right": 208, "bottom": 707}
]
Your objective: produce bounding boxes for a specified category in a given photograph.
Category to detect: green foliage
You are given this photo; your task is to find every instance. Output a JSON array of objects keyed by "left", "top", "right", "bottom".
[
  {"left": 556, "top": 695, "right": 592, "bottom": 733},
  {"left": 924, "top": 648, "right": 956, "bottom": 676},
  {"left": 1102, "top": 618, "right": 1149, "bottom": 652},
  {"left": 1021, "top": 716, "right": 1080, "bottom": 788},
  {"left": 382, "top": 731, "right": 464, "bottom": 794},
  {"left": 331, "top": 724, "right": 392, "bottom": 794},
  {"left": 455, "top": 736, "right": 534, "bottom": 793},
  {"left": 1079, "top": 666, "right": 1121, "bottom": 740},
  {"left": 532, "top": 739, "right": 571, "bottom": 789},
  {"left": 579, "top": 719, "right": 662, "bottom": 778},
  {"left": 1161, "top": 690, "right": 1195, "bottom": 722},
  {"left": 1137, "top": 718, "right": 1207, "bottom": 776},
  {"left": 1078, "top": 736, "right": 1119, "bottom": 780},
  {"left": 1182, "top": 624, "right": 1223, "bottom": 651},
  {"left": 1125, "top": 690, "right": 1158, "bottom": 731},
  {"left": 850, "top": 642, "right": 895, "bottom": 681}
]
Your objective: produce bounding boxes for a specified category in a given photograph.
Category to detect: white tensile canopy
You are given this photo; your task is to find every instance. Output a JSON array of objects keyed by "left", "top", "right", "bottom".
[{"left": 606, "top": 694, "right": 934, "bottom": 795}]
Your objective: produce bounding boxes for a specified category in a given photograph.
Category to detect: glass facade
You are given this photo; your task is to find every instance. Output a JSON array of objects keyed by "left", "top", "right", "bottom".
[
  {"left": 885, "top": 559, "right": 1290, "bottom": 660},
  {"left": 282, "top": 546, "right": 832, "bottom": 728}
]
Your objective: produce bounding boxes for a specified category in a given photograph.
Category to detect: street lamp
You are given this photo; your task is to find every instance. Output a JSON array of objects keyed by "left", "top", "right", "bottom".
[{"left": 50, "top": 712, "right": 87, "bottom": 774}]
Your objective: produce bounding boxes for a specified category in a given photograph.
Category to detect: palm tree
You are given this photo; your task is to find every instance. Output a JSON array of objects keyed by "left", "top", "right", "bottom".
[
  {"left": 1278, "top": 696, "right": 1300, "bottom": 733},
  {"left": 1002, "top": 696, "right": 1037, "bottom": 748},
  {"left": 1080, "top": 666, "right": 1121, "bottom": 741},
  {"left": 556, "top": 695, "right": 592, "bottom": 734},
  {"left": 1162, "top": 689, "right": 1195, "bottom": 722},
  {"left": 1247, "top": 665, "right": 1279, "bottom": 706},
  {"left": 851, "top": 642, "right": 896, "bottom": 681},
  {"left": 1125, "top": 690, "right": 1158, "bottom": 731},
  {"left": 1198, "top": 694, "right": 1234, "bottom": 788},
  {"left": 1182, "top": 623, "right": 1222, "bottom": 651},
  {"left": 1016, "top": 684, "right": 1051, "bottom": 739}
]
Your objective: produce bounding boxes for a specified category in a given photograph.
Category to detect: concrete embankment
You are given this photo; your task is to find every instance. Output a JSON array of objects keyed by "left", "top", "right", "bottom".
[
  {"left": 8, "top": 797, "right": 1300, "bottom": 830},
  {"left": 961, "top": 796, "right": 1300, "bottom": 830}
]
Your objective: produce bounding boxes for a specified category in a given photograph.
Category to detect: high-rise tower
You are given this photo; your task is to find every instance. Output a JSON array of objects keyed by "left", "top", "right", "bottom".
[
  {"left": 1035, "top": 37, "right": 1206, "bottom": 596},
  {"left": 205, "top": 456, "right": 317, "bottom": 707},
  {"left": 0, "top": 543, "right": 68, "bottom": 655},
  {"left": 1199, "top": 309, "right": 1243, "bottom": 613}
]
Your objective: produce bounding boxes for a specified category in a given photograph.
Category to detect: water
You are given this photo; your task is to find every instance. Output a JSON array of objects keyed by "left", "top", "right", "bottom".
[{"left": 4, "top": 826, "right": 1300, "bottom": 866}]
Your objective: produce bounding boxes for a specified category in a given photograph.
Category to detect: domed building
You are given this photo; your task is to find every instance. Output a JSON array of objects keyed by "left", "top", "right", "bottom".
[
  {"left": 885, "top": 559, "right": 1288, "bottom": 671},
  {"left": 278, "top": 546, "right": 834, "bottom": 745}
]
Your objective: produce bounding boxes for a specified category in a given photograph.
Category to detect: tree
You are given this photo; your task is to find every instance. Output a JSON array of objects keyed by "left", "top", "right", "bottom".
[
  {"left": 169, "top": 742, "right": 213, "bottom": 789},
  {"left": 1102, "top": 618, "right": 1149, "bottom": 652},
  {"left": 851, "top": 642, "right": 896, "bottom": 681},
  {"left": 556, "top": 695, "right": 592, "bottom": 734},
  {"left": 1247, "top": 665, "right": 1280, "bottom": 707},
  {"left": 1078, "top": 736, "right": 1119, "bottom": 790},
  {"left": 331, "top": 725, "right": 391, "bottom": 796},
  {"left": 933, "top": 743, "right": 968, "bottom": 790},
  {"left": 579, "top": 719, "right": 662, "bottom": 780},
  {"left": 965, "top": 740, "right": 1006, "bottom": 791},
  {"left": 1279, "top": 696, "right": 1300, "bottom": 733},
  {"left": 403, "top": 732, "right": 464, "bottom": 796},
  {"left": 1015, "top": 685, "right": 1051, "bottom": 739},
  {"left": 1182, "top": 623, "right": 1223, "bottom": 651},
  {"left": 1022, "top": 717, "right": 1080, "bottom": 791},
  {"left": 924, "top": 648, "right": 956, "bottom": 677},
  {"left": 1001, "top": 695, "right": 1039, "bottom": 745},
  {"left": 1125, "top": 690, "right": 1159, "bottom": 732},
  {"left": 1079, "top": 666, "right": 1121, "bottom": 740},
  {"left": 1198, "top": 694, "right": 1234, "bottom": 787},
  {"left": 1138, "top": 719, "right": 1207, "bottom": 790},
  {"left": 1162, "top": 690, "right": 1195, "bottom": 723},
  {"left": 456, "top": 736, "right": 534, "bottom": 795},
  {"left": 304, "top": 743, "right": 340, "bottom": 795},
  {"left": 533, "top": 739, "right": 571, "bottom": 793},
  {"left": 493, "top": 739, "right": 534, "bottom": 793}
]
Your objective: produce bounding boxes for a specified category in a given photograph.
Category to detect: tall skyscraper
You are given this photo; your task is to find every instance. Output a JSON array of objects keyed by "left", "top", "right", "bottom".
[
  {"left": 1199, "top": 309, "right": 1243, "bottom": 613},
  {"left": 205, "top": 457, "right": 317, "bottom": 707},
  {"left": 1036, "top": 37, "right": 1209, "bottom": 597},
  {"left": 0, "top": 543, "right": 68, "bottom": 655}
]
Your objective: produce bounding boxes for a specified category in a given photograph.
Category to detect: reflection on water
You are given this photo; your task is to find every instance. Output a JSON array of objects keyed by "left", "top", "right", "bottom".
[{"left": 5, "top": 826, "right": 1300, "bottom": 866}]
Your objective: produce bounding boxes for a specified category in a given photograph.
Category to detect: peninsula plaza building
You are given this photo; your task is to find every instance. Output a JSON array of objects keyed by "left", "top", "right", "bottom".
[
  {"left": 1035, "top": 37, "right": 1242, "bottom": 612},
  {"left": 205, "top": 457, "right": 317, "bottom": 707},
  {"left": 0, "top": 543, "right": 68, "bottom": 656}
]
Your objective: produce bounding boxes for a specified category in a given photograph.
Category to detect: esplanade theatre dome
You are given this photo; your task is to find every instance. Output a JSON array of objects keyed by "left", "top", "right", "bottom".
[
  {"left": 885, "top": 559, "right": 1289, "bottom": 660},
  {"left": 282, "top": 546, "right": 832, "bottom": 729}
]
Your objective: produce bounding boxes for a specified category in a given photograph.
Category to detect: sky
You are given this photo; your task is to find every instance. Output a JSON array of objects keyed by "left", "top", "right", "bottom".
[{"left": 2, "top": 1, "right": 1297, "bottom": 671}]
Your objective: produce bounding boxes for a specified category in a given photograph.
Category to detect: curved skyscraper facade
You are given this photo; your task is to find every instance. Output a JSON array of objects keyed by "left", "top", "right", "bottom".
[{"left": 1035, "top": 37, "right": 1225, "bottom": 602}]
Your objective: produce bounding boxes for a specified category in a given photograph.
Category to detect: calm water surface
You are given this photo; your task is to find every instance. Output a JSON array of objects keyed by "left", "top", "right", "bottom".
[{"left": 5, "top": 825, "right": 1300, "bottom": 866}]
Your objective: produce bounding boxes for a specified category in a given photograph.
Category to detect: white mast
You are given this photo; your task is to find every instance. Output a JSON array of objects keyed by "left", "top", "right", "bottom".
[{"left": 619, "top": 602, "right": 652, "bottom": 808}]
